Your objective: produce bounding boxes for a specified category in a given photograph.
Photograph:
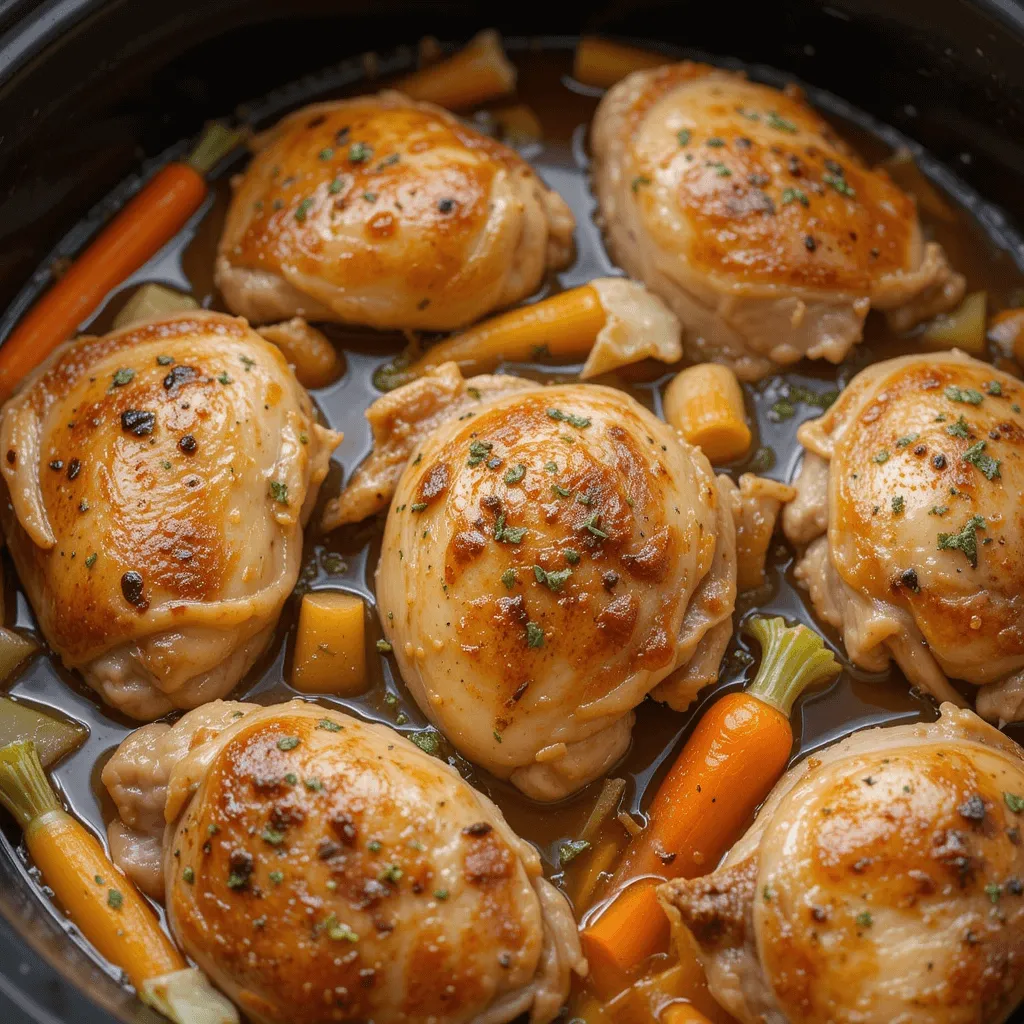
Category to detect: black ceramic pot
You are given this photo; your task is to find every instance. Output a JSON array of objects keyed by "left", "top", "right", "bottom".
[{"left": 2, "top": 1, "right": 1024, "bottom": 1020}]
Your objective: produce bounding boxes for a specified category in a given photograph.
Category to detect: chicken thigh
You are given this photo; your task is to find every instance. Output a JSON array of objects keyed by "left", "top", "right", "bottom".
[
  {"left": 216, "top": 91, "right": 575, "bottom": 331},
  {"left": 660, "top": 704, "right": 1024, "bottom": 1024},
  {"left": 103, "top": 699, "right": 585, "bottom": 1024},
  {"left": 591, "top": 63, "right": 965, "bottom": 379},
  {"left": 783, "top": 351, "right": 1024, "bottom": 715},
  {"left": 373, "top": 379, "right": 773, "bottom": 800},
  {"left": 0, "top": 311, "right": 340, "bottom": 719}
]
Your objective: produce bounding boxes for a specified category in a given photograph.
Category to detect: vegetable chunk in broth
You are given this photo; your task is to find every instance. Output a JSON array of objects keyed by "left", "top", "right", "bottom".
[{"left": 2, "top": 33, "right": 1024, "bottom": 1024}]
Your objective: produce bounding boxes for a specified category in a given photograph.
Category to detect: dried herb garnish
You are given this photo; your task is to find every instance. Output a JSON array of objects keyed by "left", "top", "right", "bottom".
[
  {"left": 937, "top": 514, "right": 986, "bottom": 568},
  {"left": 533, "top": 565, "right": 572, "bottom": 592},
  {"left": 494, "top": 514, "right": 527, "bottom": 544},
  {"left": 963, "top": 440, "right": 1001, "bottom": 480},
  {"left": 525, "top": 621, "right": 544, "bottom": 648},
  {"left": 945, "top": 385, "right": 984, "bottom": 406},
  {"left": 467, "top": 439, "right": 493, "bottom": 467}
]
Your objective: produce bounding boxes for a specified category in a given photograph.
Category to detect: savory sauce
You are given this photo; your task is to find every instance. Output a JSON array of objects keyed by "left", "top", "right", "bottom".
[{"left": 2, "top": 37, "right": 1024, "bottom": 1005}]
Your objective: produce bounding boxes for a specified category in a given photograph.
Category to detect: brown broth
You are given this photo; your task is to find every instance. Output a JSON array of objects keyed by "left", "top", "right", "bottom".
[{"left": 3, "top": 38, "right": 1024, "bottom": 1008}]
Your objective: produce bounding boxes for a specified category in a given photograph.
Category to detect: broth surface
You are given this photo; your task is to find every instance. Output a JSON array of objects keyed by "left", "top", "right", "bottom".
[{"left": 3, "top": 38, "right": 1024, "bottom": 1000}]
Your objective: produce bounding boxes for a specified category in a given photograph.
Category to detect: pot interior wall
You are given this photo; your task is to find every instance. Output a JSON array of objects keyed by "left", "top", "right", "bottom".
[{"left": 1, "top": 1, "right": 1024, "bottom": 1021}]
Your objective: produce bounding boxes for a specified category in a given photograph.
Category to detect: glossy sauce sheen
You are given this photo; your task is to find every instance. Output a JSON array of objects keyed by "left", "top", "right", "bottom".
[{"left": 3, "top": 41, "right": 1024, "bottom": 990}]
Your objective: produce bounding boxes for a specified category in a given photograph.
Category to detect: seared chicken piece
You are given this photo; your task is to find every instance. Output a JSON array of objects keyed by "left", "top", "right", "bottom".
[
  {"left": 103, "top": 699, "right": 585, "bottom": 1024},
  {"left": 591, "top": 63, "right": 965, "bottom": 379},
  {"left": 784, "top": 351, "right": 1024, "bottom": 714},
  {"left": 0, "top": 312, "right": 340, "bottom": 720},
  {"left": 660, "top": 704, "right": 1024, "bottom": 1024},
  {"left": 217, "top": 91, "right": 575, "bottom": 331},
  {"left": 374, "top": 380, "right": 781, "bottom": 800}
]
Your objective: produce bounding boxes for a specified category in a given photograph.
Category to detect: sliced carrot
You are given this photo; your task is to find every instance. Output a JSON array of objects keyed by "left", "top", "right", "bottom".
[
  {"left": 0, "top": 123, "right": 241, "bottom": 402},
  {"left": 573, "top": 37, "right": 667, "bottom": 89},
  {"left": 581, "top": 617, "right": 840, "bottom": 996},
  {"left": 396, "top": 29, "right": 516, "bottom": 109}
]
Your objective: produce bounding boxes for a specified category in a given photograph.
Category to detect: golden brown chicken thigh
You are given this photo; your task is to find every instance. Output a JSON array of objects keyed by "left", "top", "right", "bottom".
[
  {"left": 216, "top": 92, "right": 575, "bottom": 331},
  {"left": 660, "top": 705, "right": 1024, "bottom": 1024},
  {"left": 371, "top": 378, "right": 788, "bottom": 800},
  {"left": 0, "top": 312, "right": 340, "bottom": 719},
  {"left": 103, "top": 700, "right": 586, "bottom": 1024},
  {"left": 591, "top": 63, "right": 964, "bottom": 379},
  {"left": 784, "top": 351, "right": 1024, "bottom": 716}
]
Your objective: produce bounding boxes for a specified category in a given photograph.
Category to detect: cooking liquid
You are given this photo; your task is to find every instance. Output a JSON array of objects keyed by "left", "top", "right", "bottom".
[{"left": 2, "top": 38, "right": 1024, "bottom": 1020}]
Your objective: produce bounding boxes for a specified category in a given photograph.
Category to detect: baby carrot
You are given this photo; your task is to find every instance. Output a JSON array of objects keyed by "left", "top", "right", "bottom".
[
  {"left": 0, "top": 740, "right": 236, "bottom": 1023},
  {"left": 580, "top": 617, "right": 840, "bottom": 996},
  {"left": 0, "top": 123, "right": 242, "bottom": 402}
]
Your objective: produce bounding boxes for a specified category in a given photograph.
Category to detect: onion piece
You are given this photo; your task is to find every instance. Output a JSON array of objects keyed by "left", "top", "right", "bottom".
[
  {"left": 880, "top": 148, "right": 957, "bottom": 223},
  {"left": 112, "top": 283, "right": 198, "bottom": 331},
  {"left": 580, "top": 776, "right": 627, "bottom": 842},
  {"left": 0, "top": 627, "right": 37, "bottom": 685},
  {"left": 0, "top": 695, "right": 85, "bottom": 768},
  {"left": 920, "top": 291, "right": 987, "bottom": 354},
  {"left": 617, "top": 811, "right": 643, "bottom": 838}
]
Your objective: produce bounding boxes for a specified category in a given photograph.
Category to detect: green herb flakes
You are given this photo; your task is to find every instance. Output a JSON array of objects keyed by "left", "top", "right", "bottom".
[
  {"left": 494, "top": 514, "right": 527, "bottom": 545},
  {"left": 434, "top": 888, "right": 450, "bottom": 900},
  {"left": 324, "top": 914, "right": 359, "bottom": 942},
  {"left": 564, "top": 548, "right": 581, "bottom": 565},
  {"left": 348, "top": 142, "right": 372, "bottom": 163},
  {"left": 261, "top": 828, "right": 286, "bottom": 846},
  {"left": 781, "top": 187, "right": 809, "bottom": 207},
  {"left": 316, "top": 718, "right": 342, "bottom": 732},
  {"left": 1005, "top": 792, "right": 1024, "bottom": 813},
  {"left": 504, "top": 464, "right": 526, "bottom": 485},
  {"left": 277, "top": 736, "right": 300, "bottom": 751},
  {"left": 677, "top": 129, "right": 691, "bottom": 146},
  {"left": 182, "top": 867, "right": 195, "bottom": 885},
  {"left": 410, "top": 502, "right": 428, "bottom": 512},
  {"left": 872, "top": 449, "right": 891, "bottom": 464},
  {"left": 85, "top": 553, "right": 97, "bottom": 569},
  {"left": 269, "top": 870, "right": 284, "bottom": 885},
  {"left": 963, "top": 440, "right": 1001, "bottom": 480},
  {"left": 526, "top": 621, "right": 545, "bottom": 648},
  {"left": 107, "top": 889, "right": 123, "bottom": 910},
  {"left": 892, "top": 495, "right": 905, "bottom": 515},
  {"left": 547, "top": 408, "right": 591, "bottom": 429},
  {"left": 269, "top": 480, "right": 289, "bottom": 505},
  {"left": 584, "top": 513, "right": 609, "bottom": 539},
  {"left": 945, "top": 385, "right": 984, "bottom": 406},
  {"left": 855, "top": 910, "right": 873, "bottom": 928},
  {"left": 895, "top": 433, "right": 920, "bottom": 448},
  {"left": 987, "top": 380, "right": 1004, "bottom": 396},
  {"left": 111, "top": 368, "right": 135, "bottom": 388},
  {"left": 937, "top": 514, "right": 986, "bottom": 568},
  {"left": 631, "top": 175, "right": 651, "bottom": 193},
  {"left": 929, "top": 505, "right": 949, "bottom": 516},
  {"left": 558, "top": 839, "right": 590, "bottom": 866},
  {"left": 544, "top": 461, "right": 558, "bottom": 473},
  {"left": 294, "top": 197, "right": 314, "bottom": 222},
  {"left": 411, "top": 729, "right": 441, "bottom": 755},
  {"left": 376, "top": 639, "right": 393, "bottom": 653},
  {"left": 823, "top": 173, "right": 856, "bottom": 197},
  {"left": 467, "top": 439, "right": 494, "bottom": 467},
  {"left": 533, "top": 565, "right": 572, "bottom": 592},
  {"left": 501, "top": 568, "right": 516, "bottom": 590},
  {"left": 947, "top": 416, "right": 971, "bottom": 439},
  {"left": 767, "top": 111, "right": 797, "bottom": 133}
]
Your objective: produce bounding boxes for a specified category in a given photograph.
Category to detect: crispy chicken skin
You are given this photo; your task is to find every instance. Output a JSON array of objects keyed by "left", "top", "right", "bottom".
[
  {"left": 103, "top": 700, "right": 585, "bottom": 1024},
  {"left": 591, "top": 63, "right": 965, "bottom": 379},
  {"left": 375, "top": 382, "right": 746, "bottom": 800},
  {"left": 0, "top": 312, "right": 340, "bottom": 720},
  {"left": 783, "top": 351, "right": 1024, "bottom": 715},
  {"left": 216, "top": 91, "right": 575, "bottom": 332},
  {"left": 660, "top": 705, "right": 1024, "bottom": 1024}
]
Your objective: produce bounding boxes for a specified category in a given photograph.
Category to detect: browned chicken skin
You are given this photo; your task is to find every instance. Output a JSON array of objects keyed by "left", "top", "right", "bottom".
[
  {"left": 104, "top": 700, "right": 586, "bottom": 1024},
  {"left": 0, "top": 312, "right": 340, "bottom": 720},
  {"left": 217, "top": 91, "right": 575, "bottom": 331},
  {"left": 591, "top": 63, "right": 965, "bottom": 379}
]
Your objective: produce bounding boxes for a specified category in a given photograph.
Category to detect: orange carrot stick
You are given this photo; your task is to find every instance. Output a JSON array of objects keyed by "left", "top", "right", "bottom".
[
  {"left": 0, "top": 123, "right": 242, "bottom": 402},
  {"left": 0, "top": 739, "right": 236, "bottom": 1022},
  {"left": 581, "top": 617, "right": 840, "bottom": 996}
]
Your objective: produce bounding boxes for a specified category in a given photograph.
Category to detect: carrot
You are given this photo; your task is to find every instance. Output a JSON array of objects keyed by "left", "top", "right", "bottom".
[
  {"left": 0, "top": 123, "right": 242, "bottom": 402},
  {"left": 0, "top": 740, "right": 237, "bottom": 1023},
  {"left": 662, "top": 1005, "right": 716, "bottom": 1024},
  {"left": 573, "top": 37, "right": 667, "bottom": 89},
  {"left": 580, "top": 617, "right": 840, "bottom": 996}
]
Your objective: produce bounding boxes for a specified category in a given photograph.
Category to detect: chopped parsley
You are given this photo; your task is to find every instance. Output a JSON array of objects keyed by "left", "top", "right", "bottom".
[
  {"left": 985, "top": 882, "right": 1003, "bottom": 904},
  {"left": 410, "top": 502, "right": 428, "bottom": 512},
  {"left": 963, "top": 441, "right": 1001, "bottom": 480},
  {"left": 269, "top": 870, "right": 284, "bottom": 885},
  {"left": 781, "top": 187, "right": 809, "bottom": 207},
  {"left": 892, "top": 495, "right": 905, "bottom": 514},
  {"left": 504, "top": 464, "right": 526, "bottom": 485},
  {"left": 501, "top": 568, "right": 516, "bottom": 589},
  {"left": 378, "top": 864, "right": 403, "bottom": 884},
  {"left": 544, "top": 461, "right": 558, "bottom": 473},
  {"left": 558, "top": 839, "right": 590, "bottom": 866},
  {"left": 261, "top": 828, "right": 286, "bottom": 846},
  {"left": 494, "top": 514, "right": 527, "bottom": 544},
  {"left": 855, "top": 910, "right": 873, "bottom": 928},
  {"left": 677, "top": 129, "right": 691, "bottom": 146},
  {"left": 294, "top": 197, "right": 314, "bottom": 222},
  {"left": 277, "top": 736, "right": 300, "bottom": 751},
  {"left": 631, "top": 175, "right": 651, "bottom": 192},
  {"left": 551, "top": 484, "right": 572, "bottom": 498},
  {"left": 217, "top": 371, "right": 231, "bottom": 385},
  {"left": 316, "top": 718, "right": 342, "bottom": 732},
  {"left": 534, "top": 565, "right": 572, "bottom": 592},
  {"left": 987, "top": 380, "right": 1003, "bottom": 396},
  {"left": 947, "top": 416, "right": 971, "bottom": 439},
  {"left": 872, "top": 449, "right": 891, "bottom": 464},
  {"left": 706, "top": 136, "right": 725, "bottom": 147},
  {"left": 111, "top": 368, "right": 135, "bottom": 387},
  {"left": 583, "top": 513, "right": 609, "bottom": 539},
  {"left": 348, "top": 142, "right": 372, "bottom": 163},
  {"left": 766, "top": 111, "right": 797, "bottom": 132},
  {"left": 85, "top": 553, "right": 97, "bottom": 569},
  {"left": 182, "top": 867, "right": 195, "bottom": 885},
  {"left": 945, "top": 385, "right": 984, "bottom": 406},
  {"left": 823, "top": 173, "right": 856, "bottom": 197},
  {"left": 525, "top": 621, "right": 545, "bottom": 648},
  {"left": 564, "top": 548, "right": 581, "bottom": 565},
  {"left": 323, "top": 914, "right": 359, "bottom": 942},
  {"left": 434, "top": 888, "right": 450, "bottom": 900},
  {"left": 376, "top": 639, "right": 393, "bottom": 653},
  {"left": 269, "top": 481, "right": 289, "bottom": 505},
  {"left": 410, "top": 729, "right": 441, "bottom": 755},
  {"left": 467, "top": 439, "right": 494, "bottom": 467},
  {"left": 547, "top": 408, "right": 591, "bottom": 429},
  {"left": 937, "top": 514, "right": 986, "bottom": 568},
  {"left": 708, "top": 161, "right": 731, "bottom": 177},
  {"left": 107, "top": 889, "right": 123, "bottom": 910},
  {"left": 1005, "top": 792, "right": 1024, "bottom": 813},
  {"left": 895, "top": 433, "right": 920, "bottom": 448},
  {"left": 929, "top": 505, "right": 949, "bottom": 517},
  {"left": 319, "top": 147, "right": 334, "bottom": 161}
]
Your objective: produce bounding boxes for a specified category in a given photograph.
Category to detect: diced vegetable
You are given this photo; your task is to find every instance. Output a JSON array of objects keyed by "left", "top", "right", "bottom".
[
  {"left": 112, "top": 284, "right": 198, "bottom": 331},
  {"left": 491, "top": 104, "right": 543, "bottom": 146},
  {"left": 257, "top": 318, "right": 344, "bottom": 389},
  {"left": 920, "top": 291, "right": 987, "bottom": 355},
  {"left": 580, "top": 617, "right": 840, "bottom": 996},
  {"left": 0, "top": 696, "right": 85, "bottom": 767},
  {"left": 573, "top": 37, "right": 667, "bottom": 89},
  {"left": 988, "top": 307, "right": 1024, "bottom": 364},
  {"left": 662, "top": 1005, "right": 716, "bottom": 1024},
  {"left": 0, "top": 627, "right": 37, "bottom": 684},
  {"left": 663, "top": 363, "right": 751, "bottom": 464},
  {"left": 0, "top": 741, "right": 234, "bottom": 1023},
  {"left": 382, "top": 280, "right": 681, "bottom": 389},
  {"left": 395, "top": 30, "right": 516, "bottom": 110},
  {"left": 0, "top": 123, "right": 242, "bottom": 402},
  {"left": 291, "top": 591, "right": 367, "bottom": 695},
  {"left": 880, "top": 148, "right": 957, "bottom": 222}
]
